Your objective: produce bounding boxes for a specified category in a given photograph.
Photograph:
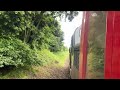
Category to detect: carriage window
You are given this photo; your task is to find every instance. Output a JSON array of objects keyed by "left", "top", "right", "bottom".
[
  {"left": 73, "top": 27, "right": 81, "bottom": 70},
  {"left": 86, "top": 11, "right": 106, "bottom": 79},
  {"left": 73, "top": 47, "right": 79, "bottom": 69}
]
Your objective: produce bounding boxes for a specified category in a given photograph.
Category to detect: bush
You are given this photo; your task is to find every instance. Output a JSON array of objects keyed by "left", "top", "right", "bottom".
[{"left": 0, "top": 38, "right": 40, "bottom": 68}]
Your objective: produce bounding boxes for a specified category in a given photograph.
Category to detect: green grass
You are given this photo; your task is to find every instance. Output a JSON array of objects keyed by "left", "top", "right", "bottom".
[
  {"left": 36, "top": 49, "right": 69, "bottom": 67},
  {"left": 53, "top": 51, "right": 69, "bottom": 67},
  {"left": 0, "top": 49, "right": 69, "bottom": 79},
  {"left": 36, "top": 49, "right": 58, "bottom": 66}
]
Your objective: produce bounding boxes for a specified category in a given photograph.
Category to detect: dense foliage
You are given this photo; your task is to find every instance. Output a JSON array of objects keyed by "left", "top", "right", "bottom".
[
  {"left": 0, "top": 11, "right": 77, "bottom": 68},
  {"left": 0, "top": 38, "right": 40, "bottom": 68}
]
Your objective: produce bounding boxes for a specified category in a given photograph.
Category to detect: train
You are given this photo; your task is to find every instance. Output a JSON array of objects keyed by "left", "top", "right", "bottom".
[{"left": 69, "top": 11, "right": 120, "bottom": 79}]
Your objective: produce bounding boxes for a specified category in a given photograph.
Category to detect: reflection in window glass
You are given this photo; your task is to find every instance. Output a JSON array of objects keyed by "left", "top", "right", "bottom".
[
  {"left": 73, "top": 48, "right": 79, "bottom": 69},
  {"left": 86, "top": 11, "right": 106, "bottom": 79}
]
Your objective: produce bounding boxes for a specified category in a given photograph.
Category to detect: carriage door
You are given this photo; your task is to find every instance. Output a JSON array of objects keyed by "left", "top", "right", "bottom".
[{"left": 105, "top": 11, "right": 120, "bottom": 79}]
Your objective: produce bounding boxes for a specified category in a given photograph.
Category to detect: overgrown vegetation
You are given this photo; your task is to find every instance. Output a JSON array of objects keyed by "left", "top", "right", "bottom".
[
  {"left": 0, "top": 11, "right": 76, "bottom": 79},
  {"left": 0, "top": 50, "right": 68, "bottom": 79},
  {"left": 0, "top": 38, "right": 40, "bottom": 68}
]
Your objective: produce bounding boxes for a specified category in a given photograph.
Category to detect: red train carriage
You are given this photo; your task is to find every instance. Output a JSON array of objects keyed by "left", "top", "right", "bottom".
[{"left": 69, "top": 11, "right": 120, "bottom": 79}]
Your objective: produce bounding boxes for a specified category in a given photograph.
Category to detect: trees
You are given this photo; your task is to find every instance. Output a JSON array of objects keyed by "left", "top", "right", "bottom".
[
  {"left": 0, "top": 11, "right": 79, "bottom": 68},
  {"left": 0, "top": 11, "right": 78, "bottom": 49}
]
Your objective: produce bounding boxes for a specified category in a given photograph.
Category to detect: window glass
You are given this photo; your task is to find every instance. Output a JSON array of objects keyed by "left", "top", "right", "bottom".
[
  {"left": 73, "top": 47, "right": 79, "bottom": 69},
  {"left": 86, "top": 11, "right": 106, "bottom": 79},
  {"left": 73, "top": 27, "right": 81, "bottom": 69}
]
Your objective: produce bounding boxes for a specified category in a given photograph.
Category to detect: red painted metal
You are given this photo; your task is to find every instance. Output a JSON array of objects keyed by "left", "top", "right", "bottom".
[
  {"left": 112, "top": 11, "right": 120, "bottom": 79},
  {"left": 105, "top": 11, "right": 120, "bottom": 79},
  {"left": 79, "top": 11, "right": 90, "bottom": 79},
  {"left": 79, "top": 12, "right": 85, "bottom": 79},
  {"left": 105, "top": 11, "right": 114, "bottom": 79}
]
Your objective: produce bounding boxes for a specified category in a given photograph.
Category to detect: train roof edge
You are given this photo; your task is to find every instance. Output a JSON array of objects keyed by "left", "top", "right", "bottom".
[{"left": 70, "top": 26, "right": 81, "bottom": 48}]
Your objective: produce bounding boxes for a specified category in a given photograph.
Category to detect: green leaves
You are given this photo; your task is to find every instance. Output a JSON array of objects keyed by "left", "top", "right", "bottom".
[
  {"left": 0, "top": 11, "right": 77, "bottom": 68},
  {"left": 0, "top": 38, "right": 40, "bottom": 68}
]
